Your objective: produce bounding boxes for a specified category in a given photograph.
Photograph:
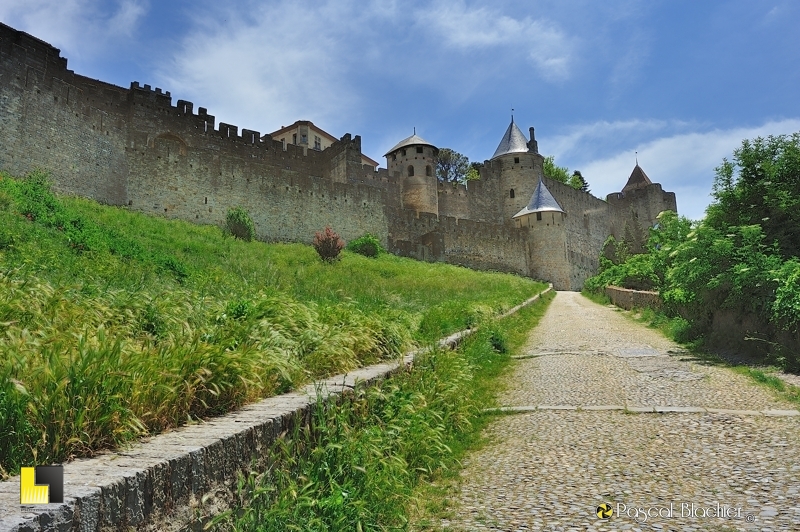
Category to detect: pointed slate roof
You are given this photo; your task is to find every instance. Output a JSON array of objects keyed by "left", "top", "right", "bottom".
[
  {"left": 622, "top": 164, "right": 653, "bottom": 192},
  {"left": 491, "top": 118, "right": 529, "bottom": 160},
  {"left": 384, "top": 133, "right": 436, "bottom": 157},
  {"left": 513, "top": 177, "right": 565, "bottom": 218}
]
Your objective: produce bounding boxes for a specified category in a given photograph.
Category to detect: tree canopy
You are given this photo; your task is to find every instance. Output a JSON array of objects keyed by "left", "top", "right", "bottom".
[
  {"left": 568, "top": 170, "right": 590, "bottom": 193},
  {"left": 543, "top": 156, "right": 589, "bottom": 192},
  {"left": 584, "top": 131, "right": 800, "bottom": 370},
  {"left": 436, "top": 148, "right": 476, "bottom": 184},
  {"left": 708, "top": 132, "right": 800, "bottom": 259},
  {"left": 542, "top": 155, "right": 570, "bottom": 183}
]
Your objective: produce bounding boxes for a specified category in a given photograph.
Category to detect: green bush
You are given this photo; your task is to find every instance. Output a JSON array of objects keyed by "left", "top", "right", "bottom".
[
  {"left": 346, "top": 233, "right": 385, "bottom": 257},
  {"left": 226, "top": 206, "right": 256, "bottom": 242}
]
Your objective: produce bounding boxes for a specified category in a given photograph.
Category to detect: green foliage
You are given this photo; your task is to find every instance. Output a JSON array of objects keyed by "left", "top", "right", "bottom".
[
  {"left": 313, "top": 226, "right": 345, "bottom": 262},
  {"left": 709, "top": 132, "right": 800, "bottom": 259},
  {"left": 772, "top": 259, "right": 800, "bottom": 330},
  {"left": 217, "top": 291, "right": 553, "bottom": 531},
  {"left": 567, "top": 170, "right": 590, "bottom": 192},
  {"left": 226, "top": 206, "right": 256, "bottom": 242},
  {"left": 584, "top": 131, "right": 800, "bottom": 370},
  {"left": 542, "top": 155, "right": 570, "bottom": 184},
  {"left": 436, "top": 148, "right": 471, "bottom": 184},
  {"left": 346, "top": 233, "right": 385, "bottom": 258},
  {"left": 467, "top": 161, "right": 483, "bottom": 182},
  {"left": 0, "top": 170, "right": 546, "bottom": 476}
]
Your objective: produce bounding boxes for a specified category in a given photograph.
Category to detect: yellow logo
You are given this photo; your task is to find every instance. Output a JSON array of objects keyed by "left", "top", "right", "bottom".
[
  {"left": 20, "top": 466, "right": 63, "bottom": 505},
  {"left": 596, "top": 503, "right": 613, "bottom": 519}
]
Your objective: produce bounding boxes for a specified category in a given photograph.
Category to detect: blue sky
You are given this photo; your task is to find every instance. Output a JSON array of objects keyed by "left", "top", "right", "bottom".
[{"left": 3, "top": 0, "right": 799, "bottom": 220}]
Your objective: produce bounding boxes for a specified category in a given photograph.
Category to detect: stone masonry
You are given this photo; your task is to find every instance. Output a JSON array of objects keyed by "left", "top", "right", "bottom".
[{"left": 0, "top": 23, "right": 676, "bottom": 290}]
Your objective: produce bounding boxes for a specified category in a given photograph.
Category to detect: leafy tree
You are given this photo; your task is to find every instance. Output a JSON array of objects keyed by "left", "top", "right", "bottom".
[
  {"left": 708, "top": 132, "right": 800, "bottom": 259},
  {"left": 542, "top": 156, "right": 570, "bottom": 183},
  {"left": 568, "top": 170, "right": 590, "bottom": 192},
  {"left": 466, "top": 161, "right": 483, "bottom": 182},
  {"left": 435, "top": 148, "right": 471, "bottom": 184}
]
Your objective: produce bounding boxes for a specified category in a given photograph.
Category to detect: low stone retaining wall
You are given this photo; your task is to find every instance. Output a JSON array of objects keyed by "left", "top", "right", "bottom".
[
  {"left": 0, "top": 286, "right": 551, "bottom": 532},
  {"left": 604, "top": 285, "right": 662, "bottom": 311}
]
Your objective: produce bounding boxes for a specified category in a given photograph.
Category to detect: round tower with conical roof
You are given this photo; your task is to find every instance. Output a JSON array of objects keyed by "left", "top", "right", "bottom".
[
  {"left": 513, "top": 176, "right": 571, "bottom": 289},
  {"left": 490, "top": 117, "right": 544, "bottom": 222},
  {"left": 385, "top": 132, "right": 439, "bottom": 214}
]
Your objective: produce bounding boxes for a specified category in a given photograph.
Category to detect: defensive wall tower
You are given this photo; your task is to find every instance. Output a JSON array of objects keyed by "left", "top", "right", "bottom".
[
  {"left": 513, "top": 177, "right": 571, "bottom": 289},
  {"left": 606, "top": 163, "right": 678, "bottom": 248},
  {"left": 489, "top": 118, "right": 544, "bottom": 223},
  {"left": 384, "top": 132, "right": 439, "bottom": 215}
]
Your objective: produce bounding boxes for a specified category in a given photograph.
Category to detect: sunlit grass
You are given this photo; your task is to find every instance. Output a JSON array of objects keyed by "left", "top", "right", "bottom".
[
  {"left": 0, "top": 171, "right": 546, "bottom": 478},
  {"left": 213, "top": 290, "right": 554, "bottom": 531}
]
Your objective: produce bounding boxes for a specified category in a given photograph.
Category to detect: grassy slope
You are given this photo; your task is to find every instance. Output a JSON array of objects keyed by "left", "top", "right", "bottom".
[
  {"left": 219, "top": 291, "right": 555, "bottom": 531},
  {"left": 0, "top": 171, "right": 547, "bottom": 477}
]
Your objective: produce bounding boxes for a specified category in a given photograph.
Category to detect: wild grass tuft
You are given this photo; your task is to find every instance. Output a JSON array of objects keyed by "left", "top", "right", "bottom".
[
  {"left": 212, "top": 289, "right": 554, "bottom": 531},
  {"left": 0, "top": 170, "right": 546, "bottom": 477}
]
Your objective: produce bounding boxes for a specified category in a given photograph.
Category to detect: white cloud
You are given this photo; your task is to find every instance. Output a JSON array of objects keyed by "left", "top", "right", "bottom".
[
  {"left": 571, "top": 119, "right": 800, "bottom": 221},
  {"left": 0, "top": 0, "right": 147, "bottom": 60},
  {"left": 156, "top": 2, "right": 366, "bottom": 136},
  {"left": 422, "top": 0, "right": 574, "bottom": 81}
]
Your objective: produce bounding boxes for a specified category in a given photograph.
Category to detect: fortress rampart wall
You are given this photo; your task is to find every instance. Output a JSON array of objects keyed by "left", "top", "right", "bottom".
[
  {"left": 0, "top": 22, "right": 678, "bottom": 290},
  {"left": 0, "top": 24, "right": 130, "bottom": 204},
  {"left": 0, "top": 23, "right": 390, "bottom": 245}
]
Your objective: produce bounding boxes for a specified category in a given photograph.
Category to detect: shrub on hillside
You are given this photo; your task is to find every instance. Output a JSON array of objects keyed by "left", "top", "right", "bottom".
[
  {"left": 226, "top": 206, "right": 256, "bottom": 242},
  {"left": 313, "top": 226, "right": 344, "bottom": 262},
  {"left": 346, "top": 233, "right": 385, "bottom": 257}
]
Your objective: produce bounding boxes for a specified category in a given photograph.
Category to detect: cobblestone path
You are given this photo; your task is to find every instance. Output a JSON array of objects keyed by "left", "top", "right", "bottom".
[{"left": 439, "top": 292, "right": 800, "bottom": 532}]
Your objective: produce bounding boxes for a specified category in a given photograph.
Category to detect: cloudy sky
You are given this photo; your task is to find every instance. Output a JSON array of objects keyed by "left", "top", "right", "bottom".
[{"left": 3, "top": 0, "right": 799, "bottom": 220}]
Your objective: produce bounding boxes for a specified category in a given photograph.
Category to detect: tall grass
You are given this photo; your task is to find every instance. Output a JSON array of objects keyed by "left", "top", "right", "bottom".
[
  {"left": 0, "top": 171, "right": 546, "bottom": 478},
  {"left": 215, "top": 292, "right": 555, "bottom": 531}
]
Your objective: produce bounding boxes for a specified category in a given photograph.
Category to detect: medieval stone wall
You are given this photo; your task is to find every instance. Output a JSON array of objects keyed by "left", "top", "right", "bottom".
[
  {"left": 0, "top": 26, "right": 130, "bottom": 204},
  {"left": 0, "top": 23, "right": 678, "bottom": 291}
]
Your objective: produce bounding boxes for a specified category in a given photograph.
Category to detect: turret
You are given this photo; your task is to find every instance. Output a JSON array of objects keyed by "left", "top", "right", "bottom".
[
  {"left": 514, "top": 177, "right": 571, "bottom": 289},
  {"left": 491, "top": 117, "right": 544, "bottom": 222},
  {"left": 385, "top": 132, "right": 439, "bottom": 215}
]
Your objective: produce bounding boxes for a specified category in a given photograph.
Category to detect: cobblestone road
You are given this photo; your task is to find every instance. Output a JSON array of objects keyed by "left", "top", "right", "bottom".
[{"left": 439, "top": 292, "right": 800, "bottom": 532}]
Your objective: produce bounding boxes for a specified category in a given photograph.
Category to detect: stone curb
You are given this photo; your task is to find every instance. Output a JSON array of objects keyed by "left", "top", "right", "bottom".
[
  {"left": 484, "top": 405, "right": 800, "bottom": 416},
  {"left": 0, "top": 286, "right": 552, "bottom": 532}
]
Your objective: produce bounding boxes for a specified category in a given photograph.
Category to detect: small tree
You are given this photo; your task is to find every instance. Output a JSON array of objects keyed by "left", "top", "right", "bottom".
[
  {"left": 542, "top": 155, "right": 570, "bottom": 183},
  {"left": 226, "top": 206, "right": 256, "bottom": 241},
  {"left": 313, "top": 226, "right": 344, "bottom": 262},
  {"left": 436, "top": 148, "right": 471, "bottom": 184},
  {"left": 568, "top": 170, "right": 590, "bottom": 192}
]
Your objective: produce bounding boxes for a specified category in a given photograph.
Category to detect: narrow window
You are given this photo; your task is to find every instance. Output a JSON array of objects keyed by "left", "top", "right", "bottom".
[
  {"left": 292, "top": 133, "right": 297, "bottom": 145},
  {"left": 514, "top": 157, "right": 520, "bottom": 164},
  {"left": 426, "top": 165, "right": 432, "bottom": 177},
  {"left": 408, "top": 165, "right": 414, "bottom": 177},
  {"left": 416, "top": 146, "right": 423, "bottom": 154},
  {"left": 392, "top": 154, "right": 397, "bottom": 161},
  {"left": 536, "top": 212, "right": 542, "bottom": 221},
  {"left": 204, "top": 197, "right": 208, "bottom": 204},
  {"left": 301, "top": 134, "right": 307, "bottom": 144},
  {"left": 510, "top": 189, "right": 515, "bottom": 199}
]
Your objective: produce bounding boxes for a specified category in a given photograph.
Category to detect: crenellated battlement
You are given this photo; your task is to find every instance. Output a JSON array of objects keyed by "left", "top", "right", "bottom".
[{"left": 0, "top": 22, "right": 678, "bottom": 291}]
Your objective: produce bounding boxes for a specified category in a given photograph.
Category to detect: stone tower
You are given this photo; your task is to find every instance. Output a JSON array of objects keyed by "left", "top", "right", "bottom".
[
  {"left": 513, "top": 177, "right": 571, "bottom": 289},
  {"left": 385, "top": 132, "right": 439, "bottom": 214},
  {"left": 491, "top": 118, "right": 544, "bottom": 222}
]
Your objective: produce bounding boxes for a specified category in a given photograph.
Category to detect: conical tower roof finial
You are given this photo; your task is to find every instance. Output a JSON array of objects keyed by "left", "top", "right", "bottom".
[{"left": 491, "top": 117, "right": 529, "bottom": 159}]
